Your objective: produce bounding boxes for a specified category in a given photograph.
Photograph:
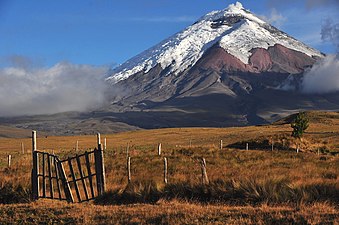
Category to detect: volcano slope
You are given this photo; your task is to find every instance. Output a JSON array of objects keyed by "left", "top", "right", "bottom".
[{"left": 100, "top": 2, "right": 339, "bottom": 130}]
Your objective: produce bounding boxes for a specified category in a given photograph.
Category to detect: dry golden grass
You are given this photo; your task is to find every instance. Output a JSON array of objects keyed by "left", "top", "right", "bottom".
[
  {"left": 0, "top": 111, "right": 338, "bottom": 224},
  {"left": 0, "top": 200, "right": 338, "bottom": 224}
]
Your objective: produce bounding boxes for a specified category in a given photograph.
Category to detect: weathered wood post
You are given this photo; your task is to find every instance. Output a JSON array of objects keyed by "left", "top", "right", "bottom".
[
  {"left": 32, "top": 130, "right": 39, "bottom": 200},
  {"left": 164, "top": 157, "right": 168, "bottom": 184},
  {"left": 104, "top": 138, "right": 107, "bottom": 151},
  {"left": 282, "top": 139, "right": 285, "bottom": 150},
  {"left": 127, "top": 156, "right": 131, "bottom": 183},
  {"left": 189, "top": 139, "right": 192, "bottom": 148},
  {"left": 271, "top": 141, "right": 274, "bottom": 151},
  {"left": 317, "top": 148, "right": 320, "bottom": 155},
  {"left": 7, "top": 155, "right": 11, "bottom": 168},
  {"left": 200, "top": 158, "right": 209, "bottom": 185},
  {"left": 126, "top": 142, "right": 129, "bottom": 158},
  {"left": 21, "top": 142, "right": 25, "bottom": 154},
  {"left": 220, "top": 140, "right": 223, "bottom": 150},
  {"left": 76, "top": 140, "right": 79, "bottom": 152},
  {"left": 158, "top": 143, "right": 162, "bottom": 156},
  {"left": 97, "top": 133, "right": 101, "bottom": 147},
  {"left": 246, "top": 143, "right": 249, "bottom": 151},
  {"left": 296, "top": 144, "right": 299, "bottom": 153},
  {"left": 95, "top": 132, "right": 106, "bottom": 195}
]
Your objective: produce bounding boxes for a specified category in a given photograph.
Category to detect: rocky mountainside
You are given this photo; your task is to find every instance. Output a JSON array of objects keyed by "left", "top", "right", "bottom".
[{"left": 96, "top": 2, "right": 339, "bottom": 128}]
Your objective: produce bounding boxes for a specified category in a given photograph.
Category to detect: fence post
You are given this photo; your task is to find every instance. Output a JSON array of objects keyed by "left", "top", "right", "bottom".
[
  {"left": 158, "top": 143, "right": 162, "bottom": 156},
  {"left": 100, "top": 142, "right": 106, "bottom": 193},
  {"left": 76, "top": 140, "right": 79, "bottom": 152},
  {"left": 97, "top": 133, "right": 101, "bottom": 148},
  {"left": 21, "top": 142, "right": 25, "bottom": 154},
  {"left": 246, "top": 143, "right": 249, "bottom": 151},
  {"left": 7, "top": 155, "right": 11, "bottom": 168},
  {"left": 220, "top": 140, "right": 223, "bottom": 150},
  {"left": 104, "top": 138, "right": 107, "bottom": 151},
  {"left": 164, "top": 157, "right": 168, "bottom": 184},
  {"left": 95, "top": 133, "right": 106, "bottom": 195},
  {"left": 127, "top": 157, "right": 131, "bottom": 183},
  {"left": 282, "top": 139, "right": 285, "bottom": 149},
  {"left": 126, "top": 142, "right": 129, "bottom": 158},
  {"left": 31, "top": 130, "right": 39, "bottom": 200},
  {"left": 271, "top": 141, "right": 274, "bottom": 151},
  {"left": 200, "top": 158, "right": 209, "bottom": 185}
]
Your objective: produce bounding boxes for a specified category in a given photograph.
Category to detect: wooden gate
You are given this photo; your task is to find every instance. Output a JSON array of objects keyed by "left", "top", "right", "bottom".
[{"left": 31, "top": 131, "right": 106, "bottom": 203}]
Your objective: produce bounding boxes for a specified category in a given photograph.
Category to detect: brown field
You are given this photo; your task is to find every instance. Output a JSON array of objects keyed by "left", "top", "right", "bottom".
[{"left": 0, "top": 111, "right": 338, "bottom": 224}]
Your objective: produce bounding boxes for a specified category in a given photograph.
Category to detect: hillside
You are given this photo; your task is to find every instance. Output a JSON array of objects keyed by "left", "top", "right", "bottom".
[{"left": 0, "top": 125, "right": 37, "bottom": 139}]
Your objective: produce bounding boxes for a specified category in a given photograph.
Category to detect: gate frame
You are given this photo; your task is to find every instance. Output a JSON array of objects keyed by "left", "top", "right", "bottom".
[{"left": 31, "top": 131, "right": 106, "bottom": 202}]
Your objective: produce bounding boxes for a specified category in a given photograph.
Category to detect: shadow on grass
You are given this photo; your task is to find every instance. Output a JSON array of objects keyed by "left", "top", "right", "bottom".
[
  {"left": 0, "top": 182, "right": 31, "bottom": 204},
  {"left": 95, "top": 178, "right": 339, "bottom": 206}
]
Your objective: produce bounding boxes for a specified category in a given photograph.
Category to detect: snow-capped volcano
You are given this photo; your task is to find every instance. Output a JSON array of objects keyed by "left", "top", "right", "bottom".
[
  {"left": 107, "top": 2, "right": 322, "bottom": 83},
  {"left": 101, "top": 2, "right": 339, "bottom": 128}
]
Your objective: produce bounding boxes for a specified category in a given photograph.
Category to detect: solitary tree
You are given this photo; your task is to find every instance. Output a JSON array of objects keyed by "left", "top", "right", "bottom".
[{"left": 291, "top": 112, "right": 309, "bottom": 138}]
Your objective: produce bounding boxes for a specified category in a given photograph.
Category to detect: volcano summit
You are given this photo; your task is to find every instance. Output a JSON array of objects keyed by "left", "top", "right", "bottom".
[{"left": 100, "top": 2, "right": 339, "bottom": 128}]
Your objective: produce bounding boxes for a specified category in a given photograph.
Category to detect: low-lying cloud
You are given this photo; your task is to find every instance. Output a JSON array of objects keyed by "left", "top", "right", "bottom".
[
  {"left": 301, "top": 55, "right": 339, "bottom": 94},
  {"left": 301, "top": 17, "right": 339, "bottom": 94},
  {"left": 0, "top": 62, "right": 109, "bottom": 117}
]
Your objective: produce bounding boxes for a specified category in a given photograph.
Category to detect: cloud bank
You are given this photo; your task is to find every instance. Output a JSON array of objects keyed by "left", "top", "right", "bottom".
[
  {"left": 301, "top": 55, "right": 339, "bottom": 94},
  {"left": 0, "top": 62, "right": 109, "bottom": 117},
  {"left": 301, "top": 17, "right": 339, "bottom": 94}
]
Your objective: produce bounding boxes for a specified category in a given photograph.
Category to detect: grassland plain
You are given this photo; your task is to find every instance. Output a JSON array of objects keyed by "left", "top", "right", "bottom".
[{"left": 0, "top": 111, "right": 338, "bottom": 224}]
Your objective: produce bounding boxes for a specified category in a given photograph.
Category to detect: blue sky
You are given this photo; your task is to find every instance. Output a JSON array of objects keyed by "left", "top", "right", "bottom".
[{"left": 0, "top": 0, "right": 338, "bottom": 68}]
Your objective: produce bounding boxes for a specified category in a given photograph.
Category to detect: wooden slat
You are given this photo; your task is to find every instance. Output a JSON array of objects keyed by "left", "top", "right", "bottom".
[
  {"left": 68, "top": 157, "right": 81, "bottom": 202},
  {"left": 53, "top": 156, "right": 62, "bottom": 200},
  {"left": 47, "top": 154, "right": 53, "bottom": 199},
  {"left": 57, "top": 160, "right": 74, "bottom": 203},
  {"left": 85, "top": 152, "right": 95, "bottom": 198},
  {"left": 76, "top": 155, "right": 89, "bottom": 201}
]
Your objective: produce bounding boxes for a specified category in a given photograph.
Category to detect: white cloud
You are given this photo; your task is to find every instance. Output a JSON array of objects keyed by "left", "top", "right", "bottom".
[
  {"left": 302, "top": 55, "right": 339, "bottom": 94},
  {"left": 0, "top": 62, "right": 109, "bottom": 117},
  {"left": 259, "top": 8, "right": 286, "bottom": 28}
]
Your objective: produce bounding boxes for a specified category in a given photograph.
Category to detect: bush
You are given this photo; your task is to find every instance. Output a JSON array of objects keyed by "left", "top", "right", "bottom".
[{"left": 291, "top": 112, "right": 309, "bottom": 138}]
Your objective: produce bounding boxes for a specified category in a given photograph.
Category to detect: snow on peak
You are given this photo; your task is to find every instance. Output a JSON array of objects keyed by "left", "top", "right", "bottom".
[
  {"left": 227, "top": 2, "right": 244, "bottom": 12},
  {"left": 107, "top": 2, "right": 323, "bottom": 83}
]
